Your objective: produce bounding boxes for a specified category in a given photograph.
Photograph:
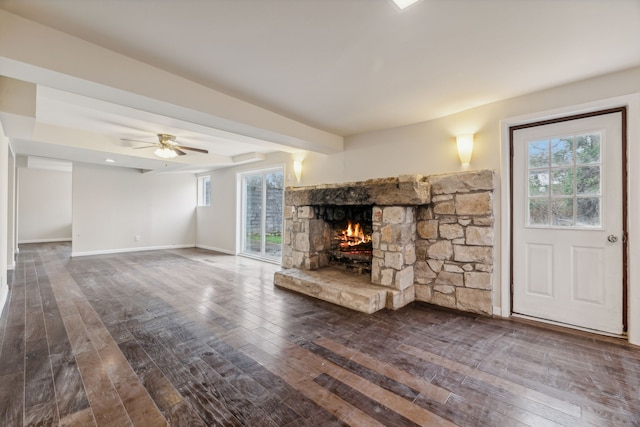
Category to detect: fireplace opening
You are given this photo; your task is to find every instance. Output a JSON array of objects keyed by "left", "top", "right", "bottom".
[{"left": 313, "top": 205, "right": 373, "bottom": 275}]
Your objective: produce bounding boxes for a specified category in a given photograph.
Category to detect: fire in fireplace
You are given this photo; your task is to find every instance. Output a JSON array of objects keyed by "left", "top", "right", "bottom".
[
  {"left": 335, "top": 220, "right": 372, "bottom": 252},
  {"left": 314, "top": 205, "right": 373, "bottom": 275}
]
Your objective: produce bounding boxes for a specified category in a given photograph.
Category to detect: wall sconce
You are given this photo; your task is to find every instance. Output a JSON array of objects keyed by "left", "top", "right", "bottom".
[
  {"left": 293, "top": 160, "right": 303, "bottom": 183},
  {"left": 456, "top": 134, "right": 474, "bottom": 167}
]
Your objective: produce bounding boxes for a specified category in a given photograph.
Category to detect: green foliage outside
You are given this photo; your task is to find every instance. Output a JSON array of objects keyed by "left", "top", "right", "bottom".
[
  {"left": 527, "top": 134, "right": 601, "bottom": 226},
  {"left": 247, "top": 233, "right": 282, "bottom": 244}
]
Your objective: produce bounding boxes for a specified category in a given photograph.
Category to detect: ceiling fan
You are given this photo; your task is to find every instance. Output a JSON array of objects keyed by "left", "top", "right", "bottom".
[{"left": 121, "top": 133, "right": 209, "bottom": 159}]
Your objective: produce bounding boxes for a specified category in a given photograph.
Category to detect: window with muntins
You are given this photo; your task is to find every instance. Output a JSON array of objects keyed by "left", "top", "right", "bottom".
[{"left": 527, "top": 133, "right": 602, "bottom": 228}]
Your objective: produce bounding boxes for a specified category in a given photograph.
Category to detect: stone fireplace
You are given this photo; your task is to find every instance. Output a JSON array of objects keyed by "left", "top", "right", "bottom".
[{"left": 274, "top": 170, "right": 495, "bottom": 316}]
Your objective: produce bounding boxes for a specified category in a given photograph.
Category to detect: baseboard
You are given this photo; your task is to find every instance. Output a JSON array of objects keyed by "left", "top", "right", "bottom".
[
  {"left": 71, "top": 243, "right": 196, "bottom": 257},
  {"left": 19, "top": 238, "right": 72, "bottom": 244},
  {"left": 0, "top": 284, "right": 8, "bottom": 319},
  {"left": 7, "top": 261, "right": 16, "bottom": 271},
  {"left": 195, "top": 244, "right": 235, "bottom": 255},
  {"left": 493, "top": 306, "right": 504, "bottom": 317}
]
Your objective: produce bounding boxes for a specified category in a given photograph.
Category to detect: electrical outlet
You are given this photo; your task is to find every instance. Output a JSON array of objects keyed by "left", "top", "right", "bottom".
[{"left": 135, "top": 235, "right": 140, "bottom": 242}]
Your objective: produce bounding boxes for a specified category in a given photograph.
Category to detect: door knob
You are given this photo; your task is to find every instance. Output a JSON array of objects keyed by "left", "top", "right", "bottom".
[{"left": 608, "top": 235, "right": 618, "bottom": 243}]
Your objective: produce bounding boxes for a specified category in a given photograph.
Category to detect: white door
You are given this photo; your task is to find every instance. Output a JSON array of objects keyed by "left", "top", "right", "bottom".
[{"left": 512, "top": 111, "right": 625, "bottom": 334}]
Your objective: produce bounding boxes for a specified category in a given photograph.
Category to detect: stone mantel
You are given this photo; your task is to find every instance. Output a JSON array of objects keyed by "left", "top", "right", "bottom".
[{"left": 285, "top": 175, "right": 430, "bottom": 206}]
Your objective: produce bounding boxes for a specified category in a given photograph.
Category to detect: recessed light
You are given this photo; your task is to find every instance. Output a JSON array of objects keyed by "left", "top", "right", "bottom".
[
  {"left": 392, "top": 0, "right": 421, "bottom": 10},
  {"left": 105, "top": 158, "right": 116, "bottom": 163}
]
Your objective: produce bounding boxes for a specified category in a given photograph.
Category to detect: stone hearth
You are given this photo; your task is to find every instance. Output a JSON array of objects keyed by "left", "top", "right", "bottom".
[{"left": 274, "top": 170, "right": 495, "bottom": 315}]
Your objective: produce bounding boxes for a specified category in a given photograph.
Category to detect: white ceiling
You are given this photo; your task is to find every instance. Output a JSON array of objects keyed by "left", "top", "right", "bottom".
[{"left": 1, "top": 0, "right": 639, "bottom": 172}]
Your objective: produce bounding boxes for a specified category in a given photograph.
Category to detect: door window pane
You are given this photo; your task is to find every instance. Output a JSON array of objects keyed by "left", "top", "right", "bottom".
[
  {"left": 576, "top": 134, "right": 601, "bottom": 164},
  {"left": 576, "top": 166, "right": 601, "bottom": 195},
  {"left": 551, "top": 137, "right": 574, "bottom": 166},
  {"left": 528, "top": 140, "right": 549, "bottom": 168},
  {"left": 576, "top": 198, "right": 601, "bottom": 227},
  {"left": 244, "top": 175, "right": 263, "bottom": 256},
  {"left": 265, "top": 171, "right": 284, "bottom": 258},
  {"left": 528, "top": 171, "right": 549, "bottom": 196},
  {"left": 551, "top": 198, "right": 574, "bottom": 226},
  {"left": 529, "top": 199, "right": 549, "bottom": 226},
  {"left": 551, "top": 168, "right": 574, "bottom": 196}
]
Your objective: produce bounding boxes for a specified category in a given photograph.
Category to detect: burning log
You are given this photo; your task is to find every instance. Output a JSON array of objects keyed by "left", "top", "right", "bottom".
[{"left": 335, "top": 220, "right": 372, "bottom": 252}]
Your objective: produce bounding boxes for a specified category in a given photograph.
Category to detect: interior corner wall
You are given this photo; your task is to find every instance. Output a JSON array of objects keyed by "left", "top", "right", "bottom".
[
  {"left": 72, "top": 162, "right": 196, "bottom": 256},
  {"left": 17, "top": 166, "right": 72, "bottom": 243}
]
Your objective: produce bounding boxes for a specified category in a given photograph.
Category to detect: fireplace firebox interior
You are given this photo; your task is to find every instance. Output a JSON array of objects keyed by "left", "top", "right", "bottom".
[{"left": 313, "top": 205, "right": 373, "bottom": 274}]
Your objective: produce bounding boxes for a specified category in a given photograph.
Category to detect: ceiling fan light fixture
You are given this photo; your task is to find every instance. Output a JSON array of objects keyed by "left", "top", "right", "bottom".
[
  {"left": 154, "top": 146, "right": 178, "bottom": 159},
  {"left": 391, "top": 0, "right": 420, "bottom": 10}
]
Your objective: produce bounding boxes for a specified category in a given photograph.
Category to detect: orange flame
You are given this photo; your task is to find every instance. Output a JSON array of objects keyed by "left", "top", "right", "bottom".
[{"left": 337, "top": 221, "right": 371, "bottom": 248}]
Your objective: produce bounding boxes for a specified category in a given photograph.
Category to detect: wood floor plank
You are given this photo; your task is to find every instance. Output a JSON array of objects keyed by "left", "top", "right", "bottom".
[{"left": 75, "top": 349, "right": 134, "bottom": 427}]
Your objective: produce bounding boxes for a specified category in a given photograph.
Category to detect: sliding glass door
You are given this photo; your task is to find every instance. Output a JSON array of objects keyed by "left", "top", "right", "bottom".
[{"left": 240, "top": 167, "right": 284, "bottom": 261}]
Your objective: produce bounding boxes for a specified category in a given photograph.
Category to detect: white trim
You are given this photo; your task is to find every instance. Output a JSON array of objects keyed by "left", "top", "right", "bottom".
[
  {"left": 195, "top": 244, "right": 235, "bottom": 255},
  {"left": 239, "top": 252, "right": 282, "bottom": 266},
  {"left": 7, "top": 261, "right": 15, "bottom": 271},
  {"left": 19, "top": 238, "right": 71, "bottom": 244},
  {"left": 71, "top": 243, "right": 195, "bottom": 257},
  {"left": 0, "top": 284, "right": 8, "bottom": 319},
  {"left": 511, "top": 314, "right": 625, "bottom": 339},
  {"left": 500, "top": 92, "right": 640, "bottom": 345},
  {"left": 492, "top": 306, "right": 502, "bottom": 317}
]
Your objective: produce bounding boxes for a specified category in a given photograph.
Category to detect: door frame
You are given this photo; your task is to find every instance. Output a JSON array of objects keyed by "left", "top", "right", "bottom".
[{"left": 499, "top": 93, "right": 640, "bottom": 344}]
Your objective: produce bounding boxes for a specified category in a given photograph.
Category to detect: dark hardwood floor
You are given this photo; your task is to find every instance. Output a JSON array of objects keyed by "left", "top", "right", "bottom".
[{"left": 0, "top": 242, "right": 638, "bottom": 426}]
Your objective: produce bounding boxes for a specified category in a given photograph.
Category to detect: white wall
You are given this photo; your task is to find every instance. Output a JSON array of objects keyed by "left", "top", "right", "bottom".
[
  {"left": 72, "top": 162, "right": 196, "bottom": 256},
  {"left": 17, "top": 166, "right": 72, "bottom": 243}
]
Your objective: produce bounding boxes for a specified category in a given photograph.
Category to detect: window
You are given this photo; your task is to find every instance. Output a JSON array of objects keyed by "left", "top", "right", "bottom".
[
  {"left": 527, "top": 133, "right": 602, "bottom": 228},
  {"left": 198, "top": 175, "right": 211, "bottom": 206}
]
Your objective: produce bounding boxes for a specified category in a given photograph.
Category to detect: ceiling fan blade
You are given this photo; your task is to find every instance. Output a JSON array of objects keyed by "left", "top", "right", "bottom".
[
  {"left": 175, "top": 145, "right": 209, "bottom": 154},
  {"left": 133, "top": 145, "right": 158, "bottom": 150},
  {"left": 174, "top": 148, "right": 187, "bottom": 156},
  {"left": 120, "top": 137, "right": 155, "bottom": 144}
]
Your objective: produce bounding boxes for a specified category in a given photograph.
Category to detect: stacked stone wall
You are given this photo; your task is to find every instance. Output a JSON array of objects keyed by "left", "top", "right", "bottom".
[
  {"left": 414, "top": 170, "right": 494, "bottom": 315},
  {"left": 371, "top": 206, "right": 417, "bottom": 307},
  {"left": 282, "top": 206, "right": 330, "bottom": 270}
]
